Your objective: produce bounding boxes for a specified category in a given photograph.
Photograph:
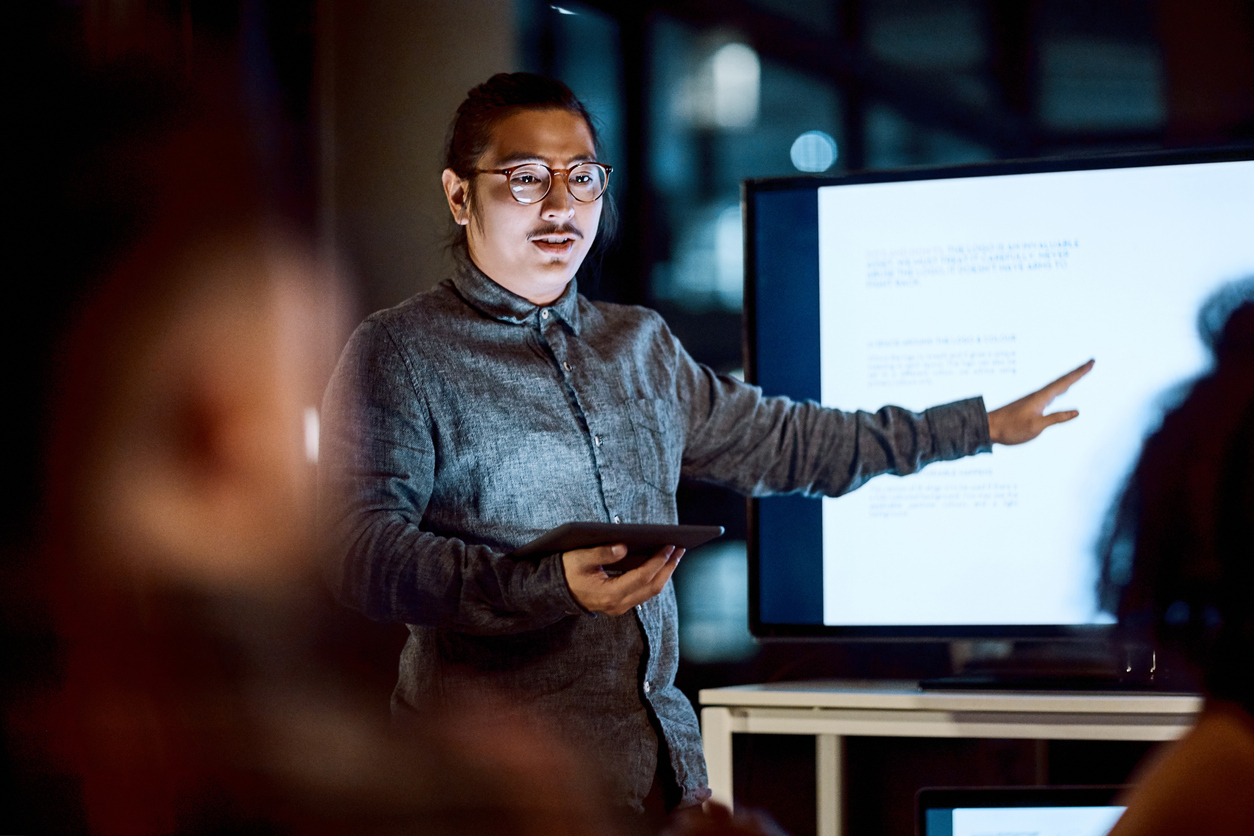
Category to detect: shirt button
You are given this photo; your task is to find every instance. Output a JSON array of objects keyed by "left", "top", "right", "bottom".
[
  {"left": 613, "top": 515, "right": 622, "bottom": 524},
  {"left": 594, "top": 435, "right": 602, "bottom": 447},
  {"left": 540, "top": 309, "right": 550, "bottom": 320},
  {"left": 643, "top": 680, "right": 653, "bottom": 695},
  {"left": 563, "top": 361, "right": 571, "bottom": 371}
]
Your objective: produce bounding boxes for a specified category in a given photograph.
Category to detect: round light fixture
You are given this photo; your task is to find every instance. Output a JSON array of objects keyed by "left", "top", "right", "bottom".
[{"left": 790, "top": 130, "right": 838, "bottom": 172}]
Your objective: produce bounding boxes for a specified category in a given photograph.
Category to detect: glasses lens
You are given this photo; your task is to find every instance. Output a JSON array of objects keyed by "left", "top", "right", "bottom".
[
  {"left": 508, "top": 164, "right": 550, "bottom": 203},
  {"left": 568, "top": 163, "right": 607, "bottom": 202}
]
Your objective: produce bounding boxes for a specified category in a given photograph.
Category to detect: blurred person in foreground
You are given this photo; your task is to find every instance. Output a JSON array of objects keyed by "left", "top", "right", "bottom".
[
  {"left": 1099, "top": 283, "right": 1254, "bottom": 836},
  {"left": 319, "top": 70, "right": 1093, "bottom": 825},
  {"left": 6, "top": 16, "right": 624, "bottom": 835}
]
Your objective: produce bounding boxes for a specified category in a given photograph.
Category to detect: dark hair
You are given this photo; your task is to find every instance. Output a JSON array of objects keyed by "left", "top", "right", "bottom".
[
  {"left": 1099, "top": 281, "right": 1254, "bottom": 706},
  {"left": 443, "top": 72, "right": 618, "bottom": 262}
]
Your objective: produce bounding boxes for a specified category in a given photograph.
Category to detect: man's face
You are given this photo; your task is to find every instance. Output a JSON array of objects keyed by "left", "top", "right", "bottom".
[{"left": 444, "top": 108, "right": 603, "bottom": 305}]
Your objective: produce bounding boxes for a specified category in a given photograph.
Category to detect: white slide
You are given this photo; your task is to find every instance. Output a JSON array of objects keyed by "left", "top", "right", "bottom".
[{"left": 816, "top": 160, "right": 1254, "bottom": 626}]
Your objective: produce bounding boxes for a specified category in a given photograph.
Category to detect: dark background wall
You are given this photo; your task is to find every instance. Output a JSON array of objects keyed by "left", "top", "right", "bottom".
[{"left": 6, "top": 2, "right": 1253, "bottom": 835}]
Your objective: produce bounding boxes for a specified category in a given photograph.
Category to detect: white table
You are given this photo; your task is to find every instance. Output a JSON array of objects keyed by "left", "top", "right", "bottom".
[{"left": 700, "top": 680, "right": 1201, "bottom": 836}]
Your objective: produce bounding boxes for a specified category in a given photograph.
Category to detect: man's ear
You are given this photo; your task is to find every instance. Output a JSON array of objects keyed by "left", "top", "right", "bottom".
[{"left": 442, "top": 169, "right": 470, "bottom": 226}]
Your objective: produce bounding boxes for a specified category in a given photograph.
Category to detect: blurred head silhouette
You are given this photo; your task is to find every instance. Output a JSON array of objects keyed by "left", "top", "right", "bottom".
[
  {"left": 1099, "top": 278, "right": 1254, "bottom": 704},
  {"left": 4, "top": 9, "right": 627, "bottom": 835},
  {"left": 12, "top": 16, "right": 353, "bottom": 835}
]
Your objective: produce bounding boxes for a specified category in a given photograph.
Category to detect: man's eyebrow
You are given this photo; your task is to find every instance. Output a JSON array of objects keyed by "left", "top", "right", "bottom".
[{"left": 489, "top": 151, "right": 600, "bottom": 168}]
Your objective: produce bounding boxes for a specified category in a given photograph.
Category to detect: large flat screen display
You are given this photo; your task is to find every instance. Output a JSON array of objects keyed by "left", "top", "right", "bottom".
[{"left": 747, "top": 149, "right": 1254, "bottom": 638}]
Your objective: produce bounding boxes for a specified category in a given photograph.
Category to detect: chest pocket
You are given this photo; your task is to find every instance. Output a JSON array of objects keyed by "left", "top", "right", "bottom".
[{"left": 628, "top": 397, "right": 683, "bottom": 493}]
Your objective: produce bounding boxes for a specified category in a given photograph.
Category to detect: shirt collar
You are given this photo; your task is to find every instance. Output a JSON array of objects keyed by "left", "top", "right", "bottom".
[{"left": 451, "top": 260, "right": 582, "bottom": 335}]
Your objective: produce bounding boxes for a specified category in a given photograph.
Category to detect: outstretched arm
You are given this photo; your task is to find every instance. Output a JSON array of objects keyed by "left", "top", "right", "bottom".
[{"left": 987, "top": 359, "right": 1094, "bottom": 445}]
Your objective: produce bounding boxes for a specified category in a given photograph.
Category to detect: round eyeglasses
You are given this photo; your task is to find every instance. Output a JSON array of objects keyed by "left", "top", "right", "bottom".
[{"left": 474, "top": 162, "right": 613, "bottom": 205}]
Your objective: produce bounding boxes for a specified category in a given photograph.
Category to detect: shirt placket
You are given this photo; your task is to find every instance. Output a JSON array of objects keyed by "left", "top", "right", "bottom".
[
  {"left": 535, "top": 305, "right": 662, "bottom": 699},
  {"left": 534, "top": 307, "right": 618, "bottom": 525}
]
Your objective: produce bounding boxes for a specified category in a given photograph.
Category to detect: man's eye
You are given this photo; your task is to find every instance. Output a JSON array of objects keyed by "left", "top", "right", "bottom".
[
  {"left": 571, "top": 173, "right": 593, "bottom": 184},
  {"left": 512, "top": 174, "right": 540, "bottom": 185}
]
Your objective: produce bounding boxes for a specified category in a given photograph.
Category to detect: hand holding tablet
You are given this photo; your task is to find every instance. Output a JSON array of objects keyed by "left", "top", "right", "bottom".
[{"left": 512, "top": 522, "right": 725, "bottom": 616}]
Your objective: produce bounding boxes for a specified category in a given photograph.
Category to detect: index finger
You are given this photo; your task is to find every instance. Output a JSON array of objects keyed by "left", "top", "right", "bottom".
[{"left": 1039, "top": 359, "right": 1094, "bottom": 399}]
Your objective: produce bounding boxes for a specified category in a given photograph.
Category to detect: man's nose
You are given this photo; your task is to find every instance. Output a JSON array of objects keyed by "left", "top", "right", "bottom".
[{"left": 540, "top": 173, "right": 576, "bottom": 220}]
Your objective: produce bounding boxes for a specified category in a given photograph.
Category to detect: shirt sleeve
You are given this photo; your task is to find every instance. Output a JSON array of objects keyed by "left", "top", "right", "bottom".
[
  {"left": 317, "top": 319, "right": 584, "bottom": 631},
  {"left": 666, "top": 325, "right": 992, "bottom": 497}
]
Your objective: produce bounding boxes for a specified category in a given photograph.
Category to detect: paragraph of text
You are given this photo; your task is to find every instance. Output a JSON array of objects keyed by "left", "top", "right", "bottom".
[
  {"left": 866, "top": 240, "right": 1078, "bottom": 288},
  {"left": 867, "top": 478, "right": 1019, "bottom": 519},
  {"left": 866, "top": 335, "right": 1016, "bottom": 388}
]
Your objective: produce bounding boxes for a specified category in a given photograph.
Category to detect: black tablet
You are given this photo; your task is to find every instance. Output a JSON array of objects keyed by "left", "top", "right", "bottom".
[{"left": 511, "top": 522, "right": 725, "bottom": 573}]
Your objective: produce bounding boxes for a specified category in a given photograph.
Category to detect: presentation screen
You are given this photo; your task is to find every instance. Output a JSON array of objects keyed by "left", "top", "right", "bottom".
[{"left": 747, "top": 149, "right": 1254, "bottom": 638}]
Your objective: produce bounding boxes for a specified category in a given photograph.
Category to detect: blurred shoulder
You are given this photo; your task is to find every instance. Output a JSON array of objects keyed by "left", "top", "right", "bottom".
[{"left": 1108, "top": 701, "right": 1254, "bottom": 836}]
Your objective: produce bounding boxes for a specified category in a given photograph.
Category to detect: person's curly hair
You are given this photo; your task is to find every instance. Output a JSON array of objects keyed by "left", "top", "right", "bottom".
[{"left": 1099, "top": 280, "right": 1254, "bottom": 706}]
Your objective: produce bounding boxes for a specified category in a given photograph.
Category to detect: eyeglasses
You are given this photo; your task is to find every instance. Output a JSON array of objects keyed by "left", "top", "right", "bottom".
[{"left": 474, "top": 162, "right": 613, "bottom": 205}]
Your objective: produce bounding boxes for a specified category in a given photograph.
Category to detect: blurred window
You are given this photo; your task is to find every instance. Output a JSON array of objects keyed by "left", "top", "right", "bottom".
[
  {"left": 650, "top": 16, "right": 843, "bottom": 320},
  {"left": 1038, "top": 37, "right": 1164, "bottom": 130},
  {"left": 1037, "top": 0, "right": 1165, "bottom": 131},
  {"left": 867, "top": 103, "right": 994, "bottom": 169},
  {"left": 744, "top": 0, "right": 836, "bottom": 34},
  {"left": 865, "top": 0, "right": 994, "bottom": 108}
]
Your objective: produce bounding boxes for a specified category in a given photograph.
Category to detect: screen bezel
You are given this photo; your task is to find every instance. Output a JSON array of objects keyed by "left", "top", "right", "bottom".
[{"left": 744, "top": 146, "right": 1254, "bottom": 641}]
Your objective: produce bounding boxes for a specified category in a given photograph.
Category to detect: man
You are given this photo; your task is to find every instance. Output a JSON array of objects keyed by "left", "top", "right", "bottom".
[{"left": 319, "top": 73, "right": 1091, "bottom": 817}]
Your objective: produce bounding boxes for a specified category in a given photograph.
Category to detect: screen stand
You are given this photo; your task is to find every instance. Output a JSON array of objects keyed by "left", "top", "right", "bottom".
[{"left": 919, "top": 641, "right": 1182, "bottom": 692}]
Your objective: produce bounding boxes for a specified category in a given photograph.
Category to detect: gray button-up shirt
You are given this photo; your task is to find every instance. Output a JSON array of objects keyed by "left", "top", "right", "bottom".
[{"left": 319, "top": 263, "right": 991, "bottom": 811}]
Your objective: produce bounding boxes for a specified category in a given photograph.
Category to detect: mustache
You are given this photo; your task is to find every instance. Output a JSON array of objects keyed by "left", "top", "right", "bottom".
[{"left": 527, "top": 223, "right": 584, "bottom": 241}]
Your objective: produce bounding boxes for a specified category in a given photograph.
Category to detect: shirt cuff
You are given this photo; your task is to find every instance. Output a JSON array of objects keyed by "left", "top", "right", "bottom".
[
  {"left": 539, "top": 552, "right": 592, "bottom": 616},
  {"left": 924, "top": 396, "right": 992, "bottom": 460}
]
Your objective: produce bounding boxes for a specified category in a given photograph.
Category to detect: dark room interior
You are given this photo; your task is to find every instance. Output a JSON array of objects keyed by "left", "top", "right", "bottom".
[{"left": 5, "top": 2, "right": 1254, "bottom": 835}]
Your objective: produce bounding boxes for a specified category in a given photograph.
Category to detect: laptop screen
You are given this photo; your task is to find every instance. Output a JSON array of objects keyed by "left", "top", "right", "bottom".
[{"left": 918, "top": 787, "right": 1127, "bottom": 836}]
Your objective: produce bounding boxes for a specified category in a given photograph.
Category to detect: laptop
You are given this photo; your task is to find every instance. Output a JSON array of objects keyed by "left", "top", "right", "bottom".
[{"left": 917, "top": 786, "right": 1128, "bottom": 836}]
